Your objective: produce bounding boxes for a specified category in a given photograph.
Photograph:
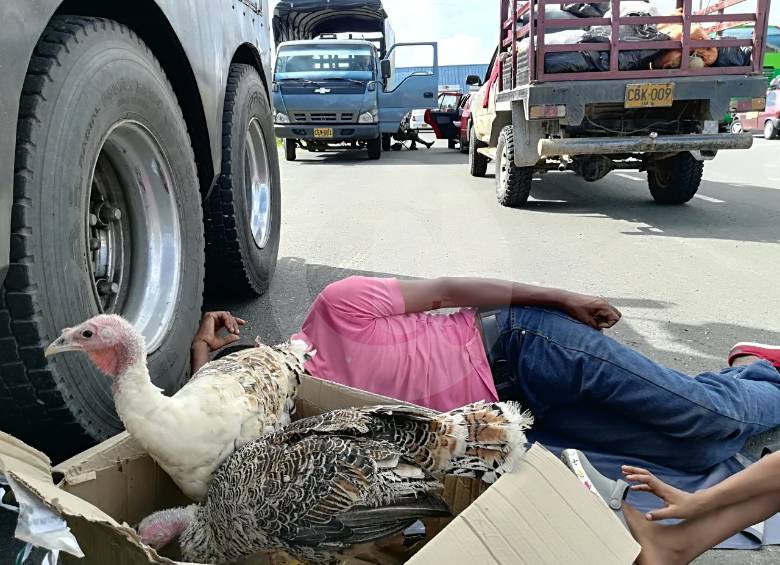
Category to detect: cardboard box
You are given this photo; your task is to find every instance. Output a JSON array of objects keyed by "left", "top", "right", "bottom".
[{"left": 0, "top": 376, "right": 640, "bottom": 565}]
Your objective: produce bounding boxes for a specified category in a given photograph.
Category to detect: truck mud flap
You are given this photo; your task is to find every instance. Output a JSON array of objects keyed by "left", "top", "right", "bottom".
[{"left": 538, "top": 133, "right": 753, "bottom": 157}]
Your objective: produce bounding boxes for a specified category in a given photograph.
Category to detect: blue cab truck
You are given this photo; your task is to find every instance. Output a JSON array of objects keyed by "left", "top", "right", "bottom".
[
  {"left": 272, "top": 0, "right": 439, "bottom": 161},
  {"left": 0, "top": 0, "right": 280, "bottom": 459}
]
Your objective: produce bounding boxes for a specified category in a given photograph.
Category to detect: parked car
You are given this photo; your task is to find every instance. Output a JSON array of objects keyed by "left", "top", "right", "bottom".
[
  {"left": 409, "top": 108, "right": 433, "bottom": 131},
  {"left": 731, "top": 88, "right": 780, "bottom": 139},
  {"left": 458, "top": 94, "right": 474, "bottom": 154},
  {"left": 421, "top": 91, "right": 473, "bottom": 149}
]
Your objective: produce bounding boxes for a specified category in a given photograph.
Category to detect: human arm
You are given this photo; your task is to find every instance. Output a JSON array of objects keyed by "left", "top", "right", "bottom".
[
  {"left": 190, "top": 311, "right": 247, "bottom": 374},
  {"left": 623, "top": 452, "right": 780, "bottom": 521},
  {"left": 398, "top": 277, "right": 621, "bottom": 330}
]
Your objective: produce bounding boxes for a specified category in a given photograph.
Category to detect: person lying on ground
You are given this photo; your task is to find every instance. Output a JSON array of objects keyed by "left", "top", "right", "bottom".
[{"left": 192, "top": 275, "right": 780, "bottom": 476}]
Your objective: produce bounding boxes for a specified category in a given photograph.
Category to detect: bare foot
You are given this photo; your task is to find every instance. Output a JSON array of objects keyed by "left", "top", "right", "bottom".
[{"left": 623, "top": 504, "right": 688, "bottom": 565}]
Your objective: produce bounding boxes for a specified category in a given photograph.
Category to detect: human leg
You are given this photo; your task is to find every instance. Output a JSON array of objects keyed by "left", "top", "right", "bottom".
[
  {"left": 624, "top": 494, "right": 780, "bottom": 565},
  {"left": 496, "top": 306, "right": 780, "bottom": 469}
]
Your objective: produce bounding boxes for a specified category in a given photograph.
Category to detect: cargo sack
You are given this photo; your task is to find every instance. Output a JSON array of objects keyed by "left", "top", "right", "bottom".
[
  {"left": 580, "top": 24, "right": 669, "bottom": 72},
  {"left": 562, "top": 3, "right": 610, "bottom": 18},
  {"left": 713, "top": 46, "right": 753, "bottom": 67}
]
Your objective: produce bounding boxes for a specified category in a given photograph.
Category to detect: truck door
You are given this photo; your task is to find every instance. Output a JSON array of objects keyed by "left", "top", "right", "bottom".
[{"left": 378, "top": 42, "right": 439, "bottom": 134}]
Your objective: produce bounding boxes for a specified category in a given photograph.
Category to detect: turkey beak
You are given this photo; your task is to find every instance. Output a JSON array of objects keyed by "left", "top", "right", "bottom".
[{"left": 45, "top": 334, "right": 83, "bottom": 357}]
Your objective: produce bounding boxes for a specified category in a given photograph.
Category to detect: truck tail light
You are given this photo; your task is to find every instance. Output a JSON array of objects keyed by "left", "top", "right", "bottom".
[{"left": 529, "top": 104, "right": 566, "bottom": 120}]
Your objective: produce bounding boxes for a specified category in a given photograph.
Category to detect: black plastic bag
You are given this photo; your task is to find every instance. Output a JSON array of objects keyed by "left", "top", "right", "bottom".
[
  {"left": 713, "top": 46, "right": 753, "bottom": 67},
  {"left": 544, "top": 52, "right": 599, "bottom": 73},
  {"left": 562, "top": 3, "right": 610, "bottom": 18},
  {"left": 582, "top": 22, "right": 669, "bottom": 71}
]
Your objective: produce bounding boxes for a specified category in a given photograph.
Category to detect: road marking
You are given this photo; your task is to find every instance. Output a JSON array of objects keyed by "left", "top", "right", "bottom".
[
  {"left": 616, "top": 173, "right": 643, "bottom": 182},
  {"left": 694, "top": 194, "right": 725, "bottom": 203}
]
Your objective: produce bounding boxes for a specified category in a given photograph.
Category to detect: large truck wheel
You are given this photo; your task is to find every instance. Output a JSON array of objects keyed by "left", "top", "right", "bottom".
[
  {"left": 0, "top": 16, "right": 204, "bottom": 458},
  {"left": 647, "top": 152, "right": 704, "bottom": 205},
  {"left": 495, "top": 126, "right": 534, "bottom": 208},
  {"left": 285, "top": 139, "right": 297, "bottom": 161},
  {"left": 367, "top": 136, "right": 382, "bottom": 160},
  {"left": 382, "top": 133, "right": 393, "bottom": 152},
  {"left": 204, "top": 64, "right": 281, "bottom": 297},
  {"left": 469, "top": 127, "right": 488, "bottom": 177}
]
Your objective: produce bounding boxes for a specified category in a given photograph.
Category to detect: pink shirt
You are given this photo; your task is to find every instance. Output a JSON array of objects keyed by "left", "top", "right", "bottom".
[{"left": 292, "top": 276, "right": 498, "bottom": 411}]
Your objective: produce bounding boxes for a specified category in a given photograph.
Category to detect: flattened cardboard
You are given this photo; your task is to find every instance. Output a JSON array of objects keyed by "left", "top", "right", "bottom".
[
  {"left": 1, "top": 377, "right": 640, "bottom": 565},
  {"left": 407, "top": 444, "right": 641, "bottom": 565}
]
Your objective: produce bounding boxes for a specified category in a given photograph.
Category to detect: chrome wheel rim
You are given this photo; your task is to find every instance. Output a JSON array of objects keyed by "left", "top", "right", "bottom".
[
  {"left": 245, "top": 118, "right": 272, "bottom": 249},
  {"left": 87, "top": 121, "right": 182, "bottom": 353}
]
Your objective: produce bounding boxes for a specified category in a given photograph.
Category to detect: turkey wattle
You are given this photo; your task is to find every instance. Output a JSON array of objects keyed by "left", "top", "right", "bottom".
[
  {"left": 45, "top": 314, "right": 310, "bottom": 501},
  {"left": 138, "top": 402, "right": 533, "bottom": 565}
]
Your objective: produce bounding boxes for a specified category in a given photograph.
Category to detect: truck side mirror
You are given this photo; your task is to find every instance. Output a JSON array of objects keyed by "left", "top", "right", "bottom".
[
  {"left": 380, "top": 59, "right": 392, "bottom": 80},
  {"left": 466, "top": 75, "right": 482, "bottom": 86}
]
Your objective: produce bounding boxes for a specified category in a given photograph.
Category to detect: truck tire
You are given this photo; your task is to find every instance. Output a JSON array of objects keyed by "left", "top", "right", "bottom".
[
  {"left": 204, "top": 64, "right": 281, "bottom": 297},
  {"left": 647, "top": 152, "right": 704, "bottom": 205},
  {"left": 765, "top": 120, "right": 779, "bottom": 140},
  {"left": 495, "top": 126, "right": 534, "bottom": 208},
  {"left": 382, "top": 133, "right": 393, "bottom": 152},
  {"left": 448, "top": 139, "right": 458, "bottom": 150},
  {"left": 0, "top": 16, "right": 204, "bottom": 458},
  {"left": 285, "top": 139, "right": 297, "bottom": 161},
  {"left": 469, "top": 127, "right": 488, "bottom": 177},
  {"left": 367, "top": 136, "right": 382, "bottom": 160}
]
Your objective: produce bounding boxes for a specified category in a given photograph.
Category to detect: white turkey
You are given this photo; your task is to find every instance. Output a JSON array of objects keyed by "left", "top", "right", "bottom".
[
  {"left": 45, "top": 314, "right": 310, "bottom": 501},
  {"left": 138, "top": 402, "right": 533, "bottom": 564}
]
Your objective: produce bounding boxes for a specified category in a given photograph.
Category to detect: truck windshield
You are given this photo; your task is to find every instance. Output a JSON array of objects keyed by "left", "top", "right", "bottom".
[{"left": 275, "top": 44, "right": 374, "bottom": 81}]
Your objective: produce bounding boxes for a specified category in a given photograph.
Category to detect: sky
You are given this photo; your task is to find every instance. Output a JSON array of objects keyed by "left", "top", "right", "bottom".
[{"left": 271, "top": 1, "right": 780, "bottom": 67}]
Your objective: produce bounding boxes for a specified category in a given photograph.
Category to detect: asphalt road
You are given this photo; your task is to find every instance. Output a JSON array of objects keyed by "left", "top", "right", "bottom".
[{"left": 3, "top": 135, "right": 779, "bottom": 563}]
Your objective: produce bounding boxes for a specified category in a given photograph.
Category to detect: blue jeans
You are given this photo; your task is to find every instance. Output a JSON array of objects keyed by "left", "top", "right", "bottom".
[{"left": 496, "top": 306, "right": 780, "bottom": 472}]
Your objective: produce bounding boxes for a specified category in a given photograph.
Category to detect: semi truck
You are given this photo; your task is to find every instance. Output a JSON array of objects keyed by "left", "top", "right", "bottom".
[
  {"left": 0, "top": 0, "right": 280, "bottom": 459},
  {"left": 468, "top": 0, "right": 771, "bottom": 207},
  {"left": 272, "top": 0, "right": 440, "bottom": 160}
]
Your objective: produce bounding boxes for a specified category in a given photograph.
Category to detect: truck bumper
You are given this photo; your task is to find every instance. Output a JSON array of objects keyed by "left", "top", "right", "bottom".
[
  {"left": 537, "top": 133, "right": 753, "bottom": 157},
  {"left": 275, "top": 124, "right": 379, "bottom": 141}
]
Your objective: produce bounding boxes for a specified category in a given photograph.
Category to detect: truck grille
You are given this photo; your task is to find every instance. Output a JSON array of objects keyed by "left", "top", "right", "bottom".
[{"left": 292, "top": 112, "right": 356, "bottom": 123}]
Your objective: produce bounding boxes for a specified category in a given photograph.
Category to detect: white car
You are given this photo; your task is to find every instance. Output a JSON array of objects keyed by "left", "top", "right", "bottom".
[{"left": 409, "top": 108, "right": 432, "bottom": 131}]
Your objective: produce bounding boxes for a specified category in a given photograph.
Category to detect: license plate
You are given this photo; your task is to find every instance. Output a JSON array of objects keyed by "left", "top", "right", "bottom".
[
  {"left": 624, "top": 83, "right": 675, "bottom": 109},
  {"left": 313, "top": 128, "right": 333, "bottom": 138}
]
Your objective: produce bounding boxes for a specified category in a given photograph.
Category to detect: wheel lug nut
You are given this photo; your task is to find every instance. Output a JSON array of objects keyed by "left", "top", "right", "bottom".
[
  {"left": 99, "top": 206, "right": 122, "bottom": 223},
  {"left": 89, "top": 214, "right": 98, "bottom": 227},
  {"left": 89, "top": 238, "right": 100, "bottom": 251},
  {"left": 97, "top": 280, "right": 119, "bottom": 296}
]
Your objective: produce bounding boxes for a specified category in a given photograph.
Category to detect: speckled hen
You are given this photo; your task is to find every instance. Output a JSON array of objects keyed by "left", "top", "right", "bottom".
[
  {"left": 138, "top": 402, "right": 533, "bottom": 564},
  {"left": 45, "top": 314, "right": 309, "bottom": 501}
]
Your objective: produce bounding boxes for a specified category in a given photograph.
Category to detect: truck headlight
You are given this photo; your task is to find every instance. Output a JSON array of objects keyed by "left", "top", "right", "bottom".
[
  {"left": 358, "top": 111, "right": 378, "bottom": 124},
  {"left": 276, "top": 112, "right": 290, "bottom": 124}
]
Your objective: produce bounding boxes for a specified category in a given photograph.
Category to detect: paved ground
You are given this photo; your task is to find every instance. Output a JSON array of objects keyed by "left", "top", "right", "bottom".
[{"left": 3, "top": 135, "right": 779, "bottom": 563}]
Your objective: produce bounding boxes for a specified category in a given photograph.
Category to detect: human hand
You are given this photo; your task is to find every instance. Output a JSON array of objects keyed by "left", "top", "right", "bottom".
[
  {"left": 560, "top": 292, "right": 622, "bottom": 330},
  {"left": 623, "top": 465, "right": 702, "bottom": 521},
  {"left": 193, "top": 311, "right": 247, "bottom": 353}
]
